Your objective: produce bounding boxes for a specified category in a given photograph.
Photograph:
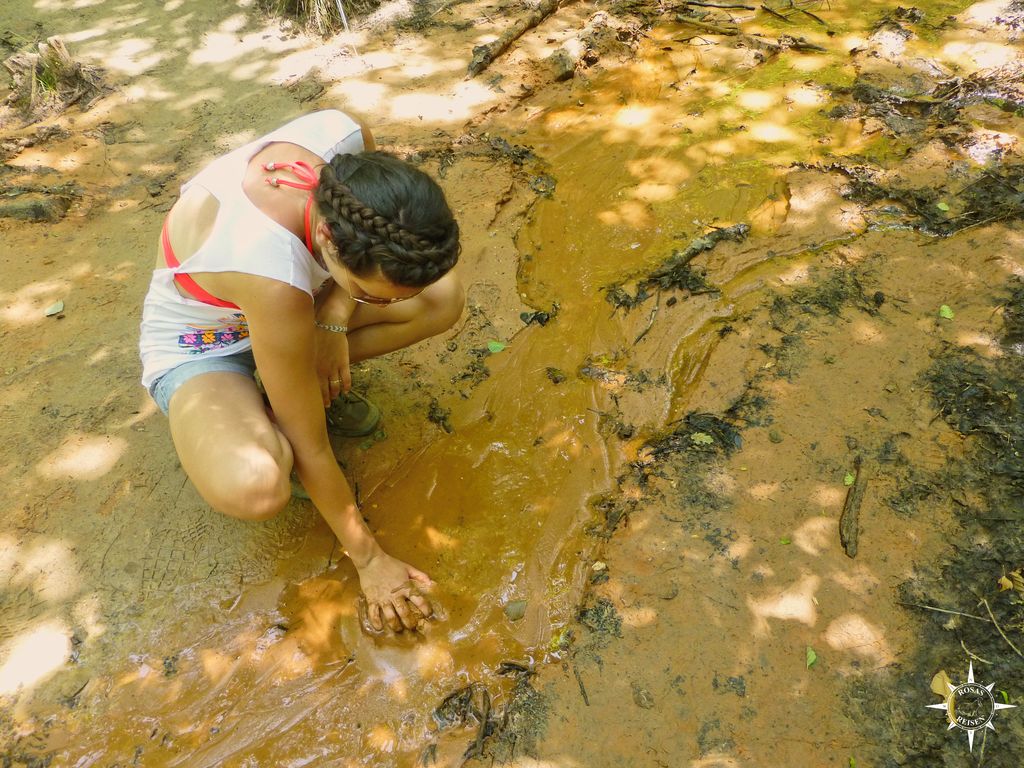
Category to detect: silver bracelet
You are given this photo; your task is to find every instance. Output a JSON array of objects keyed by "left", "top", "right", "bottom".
[{"left": 315, "top": 321, "right": 348, "bottom": 334}]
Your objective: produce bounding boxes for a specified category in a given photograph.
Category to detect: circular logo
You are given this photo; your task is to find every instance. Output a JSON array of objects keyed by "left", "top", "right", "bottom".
[{"left": 948, "top": 682, "right": 996, "bottom": 731}]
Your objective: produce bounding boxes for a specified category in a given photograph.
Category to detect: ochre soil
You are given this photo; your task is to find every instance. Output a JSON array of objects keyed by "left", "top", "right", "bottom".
[{"left": 1, "top": 0, "right": 1023, "bottom": 766}]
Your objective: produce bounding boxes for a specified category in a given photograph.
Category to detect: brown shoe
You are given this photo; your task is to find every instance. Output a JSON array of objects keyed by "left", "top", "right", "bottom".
[{"left": 325, "top": 390, "right": 382, "bottom": 437}]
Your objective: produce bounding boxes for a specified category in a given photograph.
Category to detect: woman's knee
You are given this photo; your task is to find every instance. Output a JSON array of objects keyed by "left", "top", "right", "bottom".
[
  {"left": 201, "top": 438, "right": 294, "bottom": 522},
  {"left": 423, "top": 273, "right": 465, "bottom": 335}
]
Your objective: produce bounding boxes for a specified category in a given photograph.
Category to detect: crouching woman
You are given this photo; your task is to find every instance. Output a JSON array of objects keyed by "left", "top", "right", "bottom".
[{"left": 139, "top": 110, "right": 464, "bottom": 633}]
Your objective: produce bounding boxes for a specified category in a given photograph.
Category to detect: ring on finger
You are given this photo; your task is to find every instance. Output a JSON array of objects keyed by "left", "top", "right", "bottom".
[{"left": 329, "top": 378, "right": 344, "bottom": 384}]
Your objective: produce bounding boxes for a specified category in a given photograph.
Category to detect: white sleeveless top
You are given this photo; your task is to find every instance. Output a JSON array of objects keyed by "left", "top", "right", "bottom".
[{"left": 139, "top": 110, "right": 364, "bottom": 389}]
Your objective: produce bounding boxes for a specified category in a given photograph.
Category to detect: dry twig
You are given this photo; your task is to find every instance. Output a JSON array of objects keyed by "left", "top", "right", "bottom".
[{"left": 981, "top": 597, "right": 1024, "bottom": 659}]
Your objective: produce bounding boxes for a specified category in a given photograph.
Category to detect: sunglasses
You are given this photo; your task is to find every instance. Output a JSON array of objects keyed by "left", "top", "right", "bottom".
[{"left": 343, "top": 270, "right": 422, "bottom": 306}]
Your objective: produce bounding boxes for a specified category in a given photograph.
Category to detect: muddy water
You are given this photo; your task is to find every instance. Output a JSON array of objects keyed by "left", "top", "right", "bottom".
[{"left": 24, "top": 0, "right": 1017, "bottom": 765}]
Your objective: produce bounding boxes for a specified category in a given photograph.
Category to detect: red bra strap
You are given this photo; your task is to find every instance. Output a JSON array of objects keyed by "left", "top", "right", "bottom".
[
  {"left": 162, "top": 216, "right": 241, "bottom": 310},
  {"left": 264, "top": 160, "right": 319, "bottom": 190}
]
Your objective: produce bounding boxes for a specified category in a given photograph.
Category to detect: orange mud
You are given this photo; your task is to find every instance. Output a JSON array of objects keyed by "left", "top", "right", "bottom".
[{"left": 1, "top": 0, "right": 1023, "bottom": 766}]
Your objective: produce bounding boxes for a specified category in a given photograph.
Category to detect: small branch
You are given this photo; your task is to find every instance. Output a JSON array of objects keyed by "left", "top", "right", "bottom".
[
  {"left": 683, "top": 0, "right": 755, "bottom": 8},
  {"left": 467, "top": 0, "right": 561, "bottom": 77},
  {"left": 897, "top": 601, "right": 991, "bottom": 623},
  {"left": 633, "top": 296, "right": 660, "bottom": 345},
  {"left": 839, "top": 455, "right": 866, "bottom": 558},
  {"left": 675, "top": 15, "right": 740, "bottom": 34},
  {"left": 981, "top": 597, "right": 1024, "bottom": 659},
  {"left": 961, "top": 638, "right": 993, "bottom": 665},
  {"left": 572, "top": 659, "right": 590, "bottom": 706},
  {"left": 799, "top": 7, "right": 828, "bottom": 25},
  {"left": 760, "top": 4, "right": 791, "bottom": 22}
]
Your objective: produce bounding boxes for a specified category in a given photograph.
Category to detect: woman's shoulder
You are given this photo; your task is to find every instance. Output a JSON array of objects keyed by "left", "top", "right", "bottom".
[{"left": 262, "top": 110, "right": 364, "bottom": 160}]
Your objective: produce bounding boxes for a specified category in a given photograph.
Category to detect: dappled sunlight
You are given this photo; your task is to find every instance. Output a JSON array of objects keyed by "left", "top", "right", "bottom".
[
  {"left": 413, "top": 641, "right": 455, "bottom": 680},
  {"left": 630, "top": 182, "right": 678, "bottom": 204},
  {"left": 727, "top": 535, "right": 753, "bottom": 562},
  {"left": 850, "top": 317, "right": 885, "bottom": 344},
  {"left": 824, "top": 613, "right": 895, "bottom": 667},
  {"left": 748, "top": 121, "right": 800, "bottom": 144},
  {"left": 0, "top": 620, "right": 72, "bottom": 696},
  {"left": 956, "top": 330, "right": 1001, "bottom": 355},
  {"left": 366, "top": 723, "right": 398, "bottom": 752},
  {"left": 95, "top": 37, "right": 167, "bottom": 76},
  {"left": 620, "top": 605, "right": 659, "bottom": 627},
  {"left": 747, "top": 574, "right": 820, "bottom": 635},
  {"left": 332, "top": 80, "right": 389, "bottom": 112},
  {"left": 746, "top": 480, "right": 779, "bottom": 501},
  {"left": 34, "top": 0, "right": 106, "bottom": 10},
  {"left": 691, "top": 754, "right": 741, "bottom": 767},
  {"left": 942, "top": 40, "right": 1018, "bottom": 69},
  {"left": 1, "top": 0, "right": 1017, "bottom": 763},
  {"left": 596, "top": 199, "right": 654, "bottom": 229},
  {"left": 777, "top": 262, "right": 812, "bottom": 285},
  {"left": 390, "top": 89, "right": 489, "bottom": 123},
  {"left": 613, "top": 104, "right": 654, "bottom": 130},
  {"left": 786, "top": 85, "right": 827, "bottom": 107},
  {"left": 829, "top": 567, "right": 881, "bottom": 600},
  {"left": 189, "top": 28, "right": 303, "bottom": 67},
  {"left": 4, "top": 538, "right": 80, "bottom": 602},
  {"left": 199, "top": 648, "right": 238, "bottom": 690},
  {"left": 424, "top": 525, "right": 459, "bottom": 550},
  {"left": 36, "top": 433, "right": 127, "bottom": 481},
  {"left": 0, "top": 279, "right": 72, "bottom": 328},
  {"left": 737, "top": 90, "right": 779, "bottom": 112},
  {"left": 706, "top": 468, "right": 739, "bottom": 497},
  {"left": 810, "top": 484, "right": 846, "bottom": 510},
  {"left": 792, "top": 516, "right": 838, "bottom": 557}
]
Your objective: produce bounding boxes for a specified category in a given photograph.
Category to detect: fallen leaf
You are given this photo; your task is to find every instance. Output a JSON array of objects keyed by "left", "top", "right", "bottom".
[
  {"left": 487, "top": 340, "right": 507, "bottom": 354},
  {"left": 504, "top": 600, "right": 527, "bottom": 622},
  {"left": 999, "top": 575, "right": 1015, "bottom": 591},
  {"left": 44, "top": 300, "right": 64, "bottom": 317},
  {"left": 939, "top": 305, "right": 954, "bottom": 320},
  {"left": 690, "top": 432, "right": 714, "bottom": 445},
  {"left": 779, "top": 537, "right": 791, "bottom": 545},
  {"left": 806, "top": 646, "right": 817, "bottom": 668},
  {"left": 936, "top": 201, "right": 950, "bottom": 212},
  {"left": 843, "top": 472, "right": 855, "bottom": 486},
  {"left": 931, "top": 670, "right": 952, "bottom": 697}
]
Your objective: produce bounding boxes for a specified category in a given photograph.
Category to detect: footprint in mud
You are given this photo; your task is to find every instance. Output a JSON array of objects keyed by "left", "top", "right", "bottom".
[{"left": 139, "top": 500, "right": 311, "bottom": 600}]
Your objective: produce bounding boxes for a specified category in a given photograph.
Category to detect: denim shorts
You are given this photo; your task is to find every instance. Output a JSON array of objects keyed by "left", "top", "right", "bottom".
[{"left": 149, "top": 348, "right": 258, "bottom": 415}]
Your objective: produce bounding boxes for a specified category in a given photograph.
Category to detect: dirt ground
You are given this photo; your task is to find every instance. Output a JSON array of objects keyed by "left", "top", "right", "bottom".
[{"left": 2, "top": 0, "right": 1024, "bottom": 766}]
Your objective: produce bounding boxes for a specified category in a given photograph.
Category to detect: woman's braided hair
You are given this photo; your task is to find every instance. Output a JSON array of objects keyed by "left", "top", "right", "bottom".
[{"left": 315, "top": 152, "right": 460, "bottom": 288}]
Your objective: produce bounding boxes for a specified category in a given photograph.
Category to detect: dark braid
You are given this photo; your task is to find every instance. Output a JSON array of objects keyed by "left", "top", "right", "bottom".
[{"left": 315, "top": 151, "right": 461, "bottom": 288}]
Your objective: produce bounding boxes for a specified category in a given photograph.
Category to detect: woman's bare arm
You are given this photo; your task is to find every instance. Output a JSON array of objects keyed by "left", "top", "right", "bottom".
[{"left": 232, "top": 274, "right": 432, "bottom": 631}]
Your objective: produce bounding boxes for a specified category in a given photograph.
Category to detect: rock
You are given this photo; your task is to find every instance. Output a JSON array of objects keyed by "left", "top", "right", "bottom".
[
  {"left": 548, "top": 48, "right": 576, "bottom": 82},
  {"left": 632, "top": 681, "right": 655, "bottom": 709},
  {"left": 0, "top": 193, "right": 71, "bottom": 222}
]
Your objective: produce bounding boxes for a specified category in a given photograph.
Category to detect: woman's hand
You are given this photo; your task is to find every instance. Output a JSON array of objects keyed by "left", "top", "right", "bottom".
[
  {"left": 315, "top": 326, "right": 351, "bottom": 406},
  {"left": 356, "top": 552, "right": 434, "bottom": 633}
]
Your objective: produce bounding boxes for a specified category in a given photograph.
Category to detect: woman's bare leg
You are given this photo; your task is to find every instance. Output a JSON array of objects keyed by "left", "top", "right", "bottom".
[{"left": 168, "top": 372, "right": 294, "bottom": 521}]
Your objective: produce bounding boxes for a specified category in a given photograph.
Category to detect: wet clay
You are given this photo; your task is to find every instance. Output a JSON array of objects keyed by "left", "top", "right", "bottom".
[{"left": 1, "top": 0, "right": 1023, "bottom": 766}]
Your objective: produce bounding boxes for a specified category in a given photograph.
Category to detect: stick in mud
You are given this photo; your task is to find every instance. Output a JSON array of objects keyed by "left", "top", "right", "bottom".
[
  {"left": 466, "top": 0, "right": 560, "bottom": 77},
  {"left": 759, "top": 4, "right": 791, "bottom": 22},
  {"left": 571, "top": 659, "right": 590, "bottom": 706},
  {"left": 683, "top": 1, "right": 755, "bottom": 8},
  {"left": 839, "top": 455, "right": 866, "bottom": 558}
]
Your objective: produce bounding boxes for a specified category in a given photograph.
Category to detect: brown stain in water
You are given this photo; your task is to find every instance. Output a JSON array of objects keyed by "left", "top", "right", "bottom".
[{"left": 8, "top": 0, "right": 1022, "bottom": 765}]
